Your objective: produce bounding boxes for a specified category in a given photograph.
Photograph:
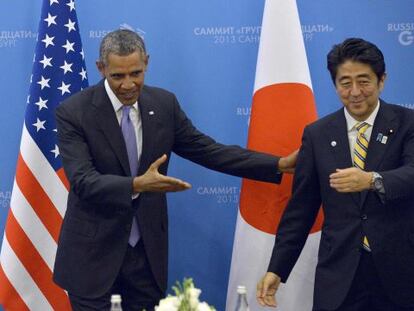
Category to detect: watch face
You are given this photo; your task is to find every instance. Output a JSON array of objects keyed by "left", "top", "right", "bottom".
[{"left": 374, "top": 177, "right": 383, "bottom": 189}]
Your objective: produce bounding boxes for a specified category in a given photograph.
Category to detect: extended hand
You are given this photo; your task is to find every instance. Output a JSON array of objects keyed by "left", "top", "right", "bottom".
[
  {"left": 330, "top": 167, "right": 372, "bottom": 192},
  {"left": 278, "top": 149, "right": 299, "bottom": 173},
  {"left": 133, "top": 154, "right": 191, "bottom": 193},
  {"left": 256, "top": 272, "right": 281, "bottom": 307}
]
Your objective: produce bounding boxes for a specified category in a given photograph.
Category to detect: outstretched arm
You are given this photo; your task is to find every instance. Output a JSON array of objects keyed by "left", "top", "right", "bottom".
[{"left": 133, "top": 154, "right": 191, "bottom": 193}]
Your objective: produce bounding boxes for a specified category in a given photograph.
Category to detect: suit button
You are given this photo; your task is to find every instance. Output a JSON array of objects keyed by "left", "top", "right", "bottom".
[{"left": 361, "top": 214, "right": 368, "bottom": 220}]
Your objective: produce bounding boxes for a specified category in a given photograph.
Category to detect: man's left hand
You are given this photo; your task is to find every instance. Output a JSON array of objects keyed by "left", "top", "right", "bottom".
[
  {"left": 278, "top": 150, "right": 299, "bottom": 174},
  {"left": 330, "top": 167, "right": 372, "bottom": 192}
]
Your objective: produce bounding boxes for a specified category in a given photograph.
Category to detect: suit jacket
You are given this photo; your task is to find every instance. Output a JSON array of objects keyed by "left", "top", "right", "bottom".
[
  {"left": 268, "top": 100, "right": 414, "bottom": 310},
  {"left": 53, "top": 80, "right": 281, "bottom": 298}
]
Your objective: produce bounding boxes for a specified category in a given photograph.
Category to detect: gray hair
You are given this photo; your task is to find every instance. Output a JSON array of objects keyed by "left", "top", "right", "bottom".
[{"left": 99, "top": 29, "right": 147, "bottom": 65}]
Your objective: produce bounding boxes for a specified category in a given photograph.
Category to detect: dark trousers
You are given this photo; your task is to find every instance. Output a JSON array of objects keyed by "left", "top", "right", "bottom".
[
  {"left": 69, "top": 241, "right": 163, "bottom": 311},
  {"left": 314, "top": 250, "right": 414, "bottom": 311}
]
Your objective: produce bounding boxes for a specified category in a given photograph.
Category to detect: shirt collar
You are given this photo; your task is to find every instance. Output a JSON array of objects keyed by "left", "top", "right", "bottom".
[
  {"left": 344, "top": 100, "right": 380, "bottom": 132},
  {"left": 104, "top": 79, "right": 138, "bottom": 112}
]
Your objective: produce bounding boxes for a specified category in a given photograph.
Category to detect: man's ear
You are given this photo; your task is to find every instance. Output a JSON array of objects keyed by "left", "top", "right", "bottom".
[
  {"left": 144, "top": 54, "right": 149, "bottom": 71},
  {"left": 378, "top": 73, "right": 387, "bottom": 92},
  {"left": 96, "top": 60, "right": 105, "bottom": 77}
]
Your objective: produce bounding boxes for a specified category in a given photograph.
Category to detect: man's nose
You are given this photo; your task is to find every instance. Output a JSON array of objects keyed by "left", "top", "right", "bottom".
[
  {"left": 121, "top": 76, "right": 135, "bottom": 89},
  {"left": 349, "top": 82, "right": 362, "bottom": 96}
]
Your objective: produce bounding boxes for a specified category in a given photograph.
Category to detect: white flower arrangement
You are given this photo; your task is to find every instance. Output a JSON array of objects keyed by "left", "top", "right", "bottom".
[{"left": 155, "top": 278, "right": 215, "bottom": 311}]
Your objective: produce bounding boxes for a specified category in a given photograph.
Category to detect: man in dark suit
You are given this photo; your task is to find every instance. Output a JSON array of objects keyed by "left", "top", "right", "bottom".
[
  {"left": 257, "top": 38, "right": 414, "bottom": 311},
  {"left": 53, "top": 29, "right": 296, "bottom": 311}
]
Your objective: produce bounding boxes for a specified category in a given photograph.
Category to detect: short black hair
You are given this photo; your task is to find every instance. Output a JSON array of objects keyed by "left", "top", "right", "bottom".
[
  {"left": 99, "top": 29, "right": 146, "bottom": 65},
  {"left": 327, "top": 38, "right": 385, "bottom": 84}
]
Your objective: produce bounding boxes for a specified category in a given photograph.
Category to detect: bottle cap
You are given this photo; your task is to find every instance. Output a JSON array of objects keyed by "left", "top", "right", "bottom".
[
  {"left": 111, "top": 294, "right": 122, "bottom": 303},
  {"left": 237, "top": 285, "right": 247, "bottom": 294}
]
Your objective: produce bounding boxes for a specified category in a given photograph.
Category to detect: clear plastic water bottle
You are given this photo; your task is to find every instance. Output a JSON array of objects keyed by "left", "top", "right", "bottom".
[
  {"left": 110, "top": 294, "right": 123, "bottom": 311},
  {"left": 234, "top": 285, "right": 250, "bottom": 311}
]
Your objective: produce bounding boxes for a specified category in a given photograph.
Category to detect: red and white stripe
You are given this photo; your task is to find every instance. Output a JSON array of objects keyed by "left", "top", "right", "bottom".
[{"left": 0, "top": 124, "right": 71, "bottom": 310}]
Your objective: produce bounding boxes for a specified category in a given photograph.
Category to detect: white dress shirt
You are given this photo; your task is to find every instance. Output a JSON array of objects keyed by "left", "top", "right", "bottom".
[
  {"left": 104, "top": 79, "right": 143, "bottom": 169},
  {"left": 104, "top": 80, "right": 143, "bottom": 199}
]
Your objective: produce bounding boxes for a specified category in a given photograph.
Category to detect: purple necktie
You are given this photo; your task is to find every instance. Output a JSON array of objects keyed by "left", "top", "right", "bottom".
[{"left": 121, "top": 106, "right": 140, "bottom": 247}]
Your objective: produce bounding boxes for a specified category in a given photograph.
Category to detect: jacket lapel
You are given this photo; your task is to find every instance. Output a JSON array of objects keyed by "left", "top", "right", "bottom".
[
  {"left": 327, "top": 109, "right": 353, "bottom": 169},
  {"left": 365, "top": 101, "right": 398, "bottom": 171},
  {"left": 326, "top": 109, "right": 360, "bottom": 206},
  {"left": 93, "top": 80, "right": 131, "bottom": 176},
  {"left": 137, "top": 88, "right": 157, "bottom": 176},
  {"left": 361, "top": 101, "right": 398, "bottom": 205}
]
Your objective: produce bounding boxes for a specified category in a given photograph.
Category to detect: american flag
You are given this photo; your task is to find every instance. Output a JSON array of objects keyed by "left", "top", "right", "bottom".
[{"left": 0, "top": 0, "right": 88, "bottom": 309}]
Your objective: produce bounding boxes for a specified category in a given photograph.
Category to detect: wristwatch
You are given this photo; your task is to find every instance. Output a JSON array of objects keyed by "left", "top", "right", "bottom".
[{"left": 371, "top": 172, "right": 384, "bottom": 192}]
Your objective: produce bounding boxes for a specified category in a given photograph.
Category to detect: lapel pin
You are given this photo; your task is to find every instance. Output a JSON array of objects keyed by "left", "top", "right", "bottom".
[
  {"left": 377, "top": 133, "right": 388, "bottom": 144},
  {"left": 331, "top": 141, "right": 337, "bottom": 147},
  {"left": 376, "top": 133, "right": 383, "bottom": 142},
  {"left": 149, "top": 111, "right": 154, "bottom": 115}
]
